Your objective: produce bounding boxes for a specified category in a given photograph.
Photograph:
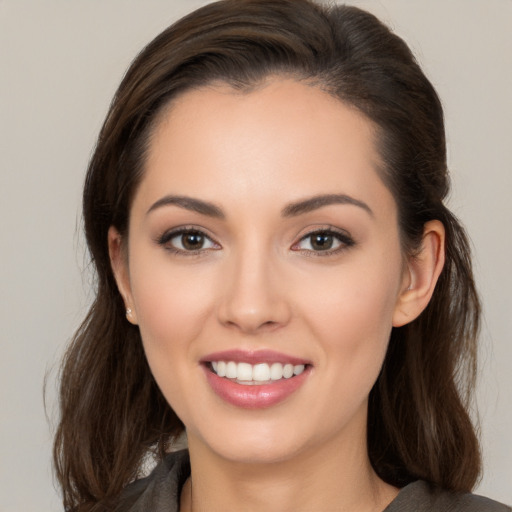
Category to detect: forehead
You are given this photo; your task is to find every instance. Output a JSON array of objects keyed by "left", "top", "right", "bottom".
[{"left": 135, "top": 78, "right": 392, "bottom": 217}]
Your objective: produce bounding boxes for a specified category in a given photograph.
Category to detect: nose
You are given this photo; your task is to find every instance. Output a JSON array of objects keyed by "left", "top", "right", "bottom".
[{"left": 216, "top": 245, "right": 292, "bottom": 334}]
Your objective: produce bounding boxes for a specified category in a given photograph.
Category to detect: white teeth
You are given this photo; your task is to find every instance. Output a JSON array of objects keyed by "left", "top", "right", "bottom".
[
  {"left": 283, "top": 364, "right": 294, "bottom": 378},
  {"left": 226, "top": 361, "right": 237, "bottom": 379},
  {"left": 270, "top": 362, "right": 283, "bottom": 380},
  {"left": 293, "top": 364, "right": 305, "bottom": 376},
  {"left": 216, "top": 361, "right": 226, "bottom": 377},
  {"left": 210, "top": 361, "right": 307, "bottom": 382},
  {"left": 253, "top": 363, "right": 271, "bottom": 381},
  {"left": 237, "top": 362, "right": 253, "bottom": 381}
]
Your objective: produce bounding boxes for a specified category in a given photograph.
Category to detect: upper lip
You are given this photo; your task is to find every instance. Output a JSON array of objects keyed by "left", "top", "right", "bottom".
[{"left": 200, "top": 349, "right": 311, "bottom": 366}]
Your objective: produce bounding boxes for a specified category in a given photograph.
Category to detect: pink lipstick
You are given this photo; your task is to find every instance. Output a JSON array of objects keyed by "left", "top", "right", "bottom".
[{"left": 201, "top": 350, "right": 312, "bottom": 409}]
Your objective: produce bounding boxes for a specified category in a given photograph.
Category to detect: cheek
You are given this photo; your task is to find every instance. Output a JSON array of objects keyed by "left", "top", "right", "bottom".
[
  {"left": 129, "top": 253, "right": 214, "bottom": 360},
  {"left": 128, "top": 255, "right": 218, "bottom": 420},
  {"left": 304, "top": 254, "right": 400, "bottom": 329},
  {"left": 299, "top": 250, "right": 402, "bottom": 375},
  {"left": 311, "top": 283, "right": 395, "bottom": 366},
  {"left": 296, "top": 262, "right": 401, "bottom": 431}
]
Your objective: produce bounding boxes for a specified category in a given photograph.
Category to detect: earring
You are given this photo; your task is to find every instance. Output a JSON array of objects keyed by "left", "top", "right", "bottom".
[{"left": 126, "top": 308, "right": 132, "bottom": 316}]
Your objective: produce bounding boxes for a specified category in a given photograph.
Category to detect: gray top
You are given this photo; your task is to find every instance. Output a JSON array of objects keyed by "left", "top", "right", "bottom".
[{"left": 117, "top": 450, "right": 511, "bottom": 511}]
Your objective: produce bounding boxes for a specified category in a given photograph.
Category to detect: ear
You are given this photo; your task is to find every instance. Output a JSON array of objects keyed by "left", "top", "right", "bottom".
[
  {"left": 108, "top": 226, "right": 138, "bottom": 325},
  {"left": 393, "top": 220, "right": 445, "bottom": 327}
]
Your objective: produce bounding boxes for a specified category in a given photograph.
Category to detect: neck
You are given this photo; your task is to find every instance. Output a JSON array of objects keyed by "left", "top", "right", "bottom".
[{"left": 181, "top": 429, "right": 398, "bottom": 512}]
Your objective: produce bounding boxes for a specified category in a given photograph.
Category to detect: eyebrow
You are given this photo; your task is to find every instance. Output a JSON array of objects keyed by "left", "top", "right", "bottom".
[
  {"left": 147, "top": 195, "right": 225, "bottom": 218},
  {"left": 281, "top": 194, "right": 373, "bottom": 217},
  {"left": 146, "top": 192, "right": 373, "bottom": 219}
]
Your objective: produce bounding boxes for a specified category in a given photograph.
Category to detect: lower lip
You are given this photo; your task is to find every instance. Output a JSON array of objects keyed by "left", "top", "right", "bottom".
[{"left": 203, "top": 366, "right": 310, "bottom": 409}]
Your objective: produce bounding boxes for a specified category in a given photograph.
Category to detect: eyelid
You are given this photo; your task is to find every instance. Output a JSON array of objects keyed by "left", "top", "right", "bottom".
[
  {"left": 291, "top": 226, "right": 355, "bottom": 255},
  {"left": 154, "top": 224, "right": 354, "bottom": 256},
  {"left": 155, "top": 225, "right": 221, "bottom": 254}
]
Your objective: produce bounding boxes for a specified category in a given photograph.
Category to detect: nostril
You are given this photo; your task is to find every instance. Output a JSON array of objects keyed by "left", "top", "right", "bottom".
[
  {"left": 221, "top": 317, "right": 282, "bottom": 334},
  {"left": 216, "top": 273, "right": 292, "bottom": 333}
]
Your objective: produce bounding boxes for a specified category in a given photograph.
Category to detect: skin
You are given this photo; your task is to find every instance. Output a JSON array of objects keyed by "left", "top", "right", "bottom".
[{"left": 110, "top": 78, "right": 445, "bottom": 512}]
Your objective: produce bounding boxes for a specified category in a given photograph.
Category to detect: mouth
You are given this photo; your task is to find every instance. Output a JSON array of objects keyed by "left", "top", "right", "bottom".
[
  {"left": 201, "top": 350, "right": 312, "bottom": 408},
  {"left": 207, "top": 361, "right": 307, "bottom": 385}
]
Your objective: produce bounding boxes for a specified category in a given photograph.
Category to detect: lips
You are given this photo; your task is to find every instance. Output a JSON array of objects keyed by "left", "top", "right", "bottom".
[{"left": 201, "top": 350, "right": 311, "bottom": 409}]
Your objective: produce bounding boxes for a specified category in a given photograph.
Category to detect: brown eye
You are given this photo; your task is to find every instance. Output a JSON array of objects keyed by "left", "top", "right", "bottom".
[
  {"left": 158, "top": 229, "right": 219, "bottom": 253},
  {"left": 310, "top": 233, "right": 334, "bottom": 250},
  {"left": 181, "top": 232, "right": 205, "bottom": 250},
  {"left": 293, "top": 229, "right": 355, "bottom": 254}
]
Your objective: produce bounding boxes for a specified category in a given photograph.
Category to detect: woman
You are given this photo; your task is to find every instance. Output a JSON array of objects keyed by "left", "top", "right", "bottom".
[{"left": 53, "top": 0, "right": 510, "bottom": 510}]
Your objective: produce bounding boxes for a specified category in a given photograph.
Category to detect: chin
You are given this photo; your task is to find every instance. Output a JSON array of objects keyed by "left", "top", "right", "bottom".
[
  {"left": 211, "top": 438, "right": 309, "bottom": 466},
  {"left": 187, "top": 413, "right": 330, "bottom": 467},
  {"left": 185, "top": 416, "right": 294, "bottom": 457}
]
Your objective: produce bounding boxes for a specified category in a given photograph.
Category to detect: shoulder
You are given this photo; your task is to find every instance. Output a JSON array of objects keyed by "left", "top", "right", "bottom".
[
  {"left": 114, "top": 450, "right": 190, "bottom": 512},
  {"left": 386, "top": 480, "right": 511, "bottom": 512}
]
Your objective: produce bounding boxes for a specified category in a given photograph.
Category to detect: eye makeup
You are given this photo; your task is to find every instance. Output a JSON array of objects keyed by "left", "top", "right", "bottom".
[{"left": 155, "top": 223, "right": 355, "bottom": 259}]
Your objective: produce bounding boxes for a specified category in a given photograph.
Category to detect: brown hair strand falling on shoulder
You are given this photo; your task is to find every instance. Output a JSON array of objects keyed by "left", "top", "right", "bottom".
[{"left": 54, "top": 0, "right": 481, "bottom": 509}]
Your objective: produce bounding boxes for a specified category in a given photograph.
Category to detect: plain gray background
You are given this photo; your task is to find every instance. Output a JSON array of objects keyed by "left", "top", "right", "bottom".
[{"left": 1, "top": 1, "right": 511, "bottom": 510}]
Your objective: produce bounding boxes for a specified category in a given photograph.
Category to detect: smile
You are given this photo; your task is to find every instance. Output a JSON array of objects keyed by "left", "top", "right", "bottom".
[
  {"left": 201, "top": 350, "right": 312, "bottom": 409},
  {"left": 210, "top": 361, "right": 306, "bottom": 385}
]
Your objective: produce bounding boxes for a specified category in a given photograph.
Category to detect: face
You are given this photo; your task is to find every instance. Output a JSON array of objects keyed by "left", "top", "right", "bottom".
[{"left": 113, "top": 79, "right": 412, "bottom": 465}]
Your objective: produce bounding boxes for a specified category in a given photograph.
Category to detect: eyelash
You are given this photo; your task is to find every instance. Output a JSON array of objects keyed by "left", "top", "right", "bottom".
[
  {"left": 156, "top": 227, "right": 220, "bottom": 256},
  {"left": 156, "top": 226, "right": 355, "bottom": 257},
  {"left": 292, "top": 228, "right": 355, "bottom": 257}
]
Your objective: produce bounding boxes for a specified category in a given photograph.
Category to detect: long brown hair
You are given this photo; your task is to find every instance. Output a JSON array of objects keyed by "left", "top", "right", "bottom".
[{"left": 54, "top": 0, "right": 481, "bottom": 509}]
